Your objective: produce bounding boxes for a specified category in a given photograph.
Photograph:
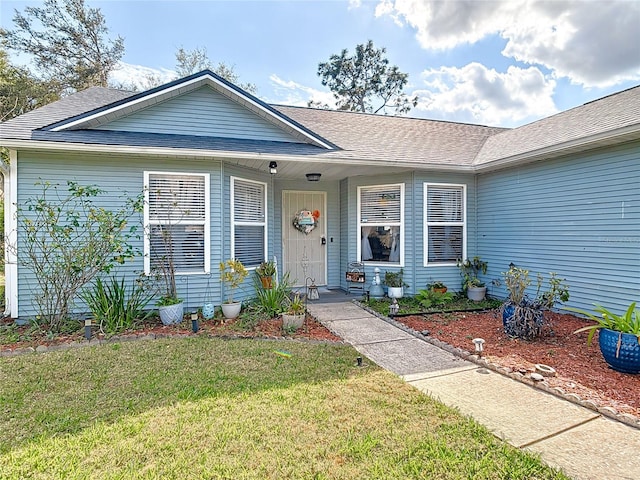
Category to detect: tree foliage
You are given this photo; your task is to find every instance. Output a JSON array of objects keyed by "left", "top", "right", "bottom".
[
  {"left": 1, "top": 0, "right": 124, "bottom": 92},
  {"left": 11, "top": 181, "right": 143, "bottom": 332},
  {"left": 175, "top": 46, "right": 257, "bottom": 94},
  {"left": 317, "top": 40, "right": 417, "bottom": 115},
  {"left": 0, "top": 48, "right": 59, "bottom": 122}
]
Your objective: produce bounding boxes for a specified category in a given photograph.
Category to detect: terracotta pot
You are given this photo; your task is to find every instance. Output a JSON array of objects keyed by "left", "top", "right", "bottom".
[
  {"left": 260, "top": 276, "right": 273, "bottom": 289},
  {"left": 433, "top": 287, "right": 447, "bottom": 294}
]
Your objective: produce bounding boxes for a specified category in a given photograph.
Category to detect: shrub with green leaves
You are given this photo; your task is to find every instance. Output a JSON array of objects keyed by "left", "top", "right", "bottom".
[
  {"left": 12, "top": 180, "right": 142, "bottom": 331},
  {"left": 81, "top": 276, "right": 152, "bottom": 334},
  {"left": 252, "top": 273, "right": 292, "bottom": 318}
]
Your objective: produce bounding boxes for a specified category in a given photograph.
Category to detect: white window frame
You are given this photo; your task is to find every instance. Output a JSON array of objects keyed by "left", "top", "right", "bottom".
[
  {"left": 424, "top": 183, "right": 467, "bottom": 266},
  {"left": 231, "top": 176, "right": 268, "bottom": 268},
  {"left": 357, "top": 183, "right": 404, "bottom": 266},
  {"left": 143, "top": 171, "right": 210, "bottom": 275}
]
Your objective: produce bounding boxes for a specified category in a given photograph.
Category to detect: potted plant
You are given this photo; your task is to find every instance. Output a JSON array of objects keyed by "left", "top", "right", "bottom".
[
  {"left": 457, "top": 256, "right": 488, "bottom": 301},
  {"left": 219, "top": 258, "right": 248, "bottom": 319},
  {"left": 568, "top": 302, "right": 640, "bottom": 374},
  {"left": 255, "top": 260, "right": 276, "bottom": 289},
  {"left": 500, "top": 266, "right": 570, "bottom": 340},
  {"left": 384, "top": 268, "right": 408, "bottom": 299},
  {"left": 427, "top": 280, "right": 447, "bottom": 294},
  {"left": 282, "top": 292, "right": 305, "bottom": 331},
  {"left": 151, "top": 225, "right": 184, "bottom": 325}
]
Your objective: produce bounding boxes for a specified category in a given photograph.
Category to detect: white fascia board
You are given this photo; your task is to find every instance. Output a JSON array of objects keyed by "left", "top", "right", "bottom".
[
  {"left": 50, "top": 73, "right": 335, "bottom": 150},
  {"left": 0, "top": 139, "right": 474, "bottom": 171}
]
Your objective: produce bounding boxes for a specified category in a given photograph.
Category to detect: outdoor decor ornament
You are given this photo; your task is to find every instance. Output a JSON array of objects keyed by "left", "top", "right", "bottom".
[{"left": 293, "top": 209, "right": 320, "bottom": 234}]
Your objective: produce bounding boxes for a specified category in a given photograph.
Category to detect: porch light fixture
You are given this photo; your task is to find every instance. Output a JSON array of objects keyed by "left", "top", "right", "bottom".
[
  {"left": 269, "top": 161, "right": 277, "bottom": 174},
  {"left": 306, "top": 173, "right": 321, "bottom": 182}
]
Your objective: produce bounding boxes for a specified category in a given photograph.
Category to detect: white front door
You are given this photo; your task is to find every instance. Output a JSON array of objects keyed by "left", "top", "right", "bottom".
[{"left": 282, "top": 191, "right": 327, "bottom": 287}]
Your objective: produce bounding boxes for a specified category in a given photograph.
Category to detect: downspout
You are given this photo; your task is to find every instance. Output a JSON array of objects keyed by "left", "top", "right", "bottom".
[{"left": 474, "top": 173, "right": 479, "bottom": 258}]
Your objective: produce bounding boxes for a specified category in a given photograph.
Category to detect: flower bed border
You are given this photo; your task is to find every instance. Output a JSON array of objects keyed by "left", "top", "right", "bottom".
[{"left": 355, "top": 300, "right": 640, "bottom": 430}]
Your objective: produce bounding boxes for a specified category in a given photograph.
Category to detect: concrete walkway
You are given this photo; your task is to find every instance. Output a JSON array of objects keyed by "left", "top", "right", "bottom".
[{"left": 307, "top": 301, "right": 640, "bottom": 480}]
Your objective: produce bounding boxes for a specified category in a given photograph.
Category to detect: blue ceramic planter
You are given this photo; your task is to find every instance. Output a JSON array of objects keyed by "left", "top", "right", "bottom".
[{"left": 598, "top": 328, "right": 640, "bottom": 374}]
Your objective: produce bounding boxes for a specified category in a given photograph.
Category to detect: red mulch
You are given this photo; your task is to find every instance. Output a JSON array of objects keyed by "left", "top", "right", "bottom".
[
  {"left": 0, "top": 313, "right": 342, "bottom": 353},
  {"left": 395, "top": 310, "right": 640, "bottom": 417}
]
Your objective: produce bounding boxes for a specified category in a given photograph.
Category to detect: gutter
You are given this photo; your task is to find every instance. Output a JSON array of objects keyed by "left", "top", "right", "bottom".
[{"left": 0, "top": 138, "right": 477, "bottom": 173}]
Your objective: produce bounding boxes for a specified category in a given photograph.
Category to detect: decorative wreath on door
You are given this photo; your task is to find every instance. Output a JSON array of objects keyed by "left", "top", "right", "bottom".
[{"left": 293, "top": 209, "right": 320, "bottom": 234}]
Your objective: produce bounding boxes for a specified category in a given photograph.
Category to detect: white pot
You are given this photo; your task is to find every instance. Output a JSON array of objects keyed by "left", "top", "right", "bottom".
[
  {"left": 467, "top": 286, "right": 487, "bottom": 302},
  {"left": 158, "top": 302, "right": 184, "bottom": 325},
  {"left": 387, "top": 286, "right": 404, "bottom": 299},
  {"left": 221, "top": 301, "right": 242, "bottom": 319},
  {"left": 282, "top": 313, "right": 305, "bottom": 330}
]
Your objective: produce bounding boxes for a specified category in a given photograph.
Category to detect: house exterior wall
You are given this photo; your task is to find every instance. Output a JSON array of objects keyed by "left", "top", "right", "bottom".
[
  {"left": 340, "top": 172, "right": 478, "bottom": 296},
  {"left": 477, "top": 140, "right": 640, "bottom": 312},
  {"left": 96, "top": 86, "right": 301, "bottom": 143},
  {"left": 14, "top": 151, "right": 226, "bottom": 319}
]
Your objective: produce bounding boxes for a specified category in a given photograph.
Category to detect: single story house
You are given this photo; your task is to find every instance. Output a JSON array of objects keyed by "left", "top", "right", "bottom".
[{"left": 1, "top": 70, "right": 638, "bottom": 320}]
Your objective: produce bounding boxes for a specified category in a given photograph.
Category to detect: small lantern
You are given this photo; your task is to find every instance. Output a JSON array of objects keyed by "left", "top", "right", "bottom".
[
  {"left": 472, "top": 338, "right": 485, "bottom": 355},
  {"left": 389, "top": 298, "right": 399, "bottom": 316},
  {"left": 370, "top": 267, "right": 384, "bottom": 299},
  {"left": 84, "top": 319, "right": 92, "bottom": 340},
  {"left": 306, "top": 277, "right": 320, "bottom": 301}
]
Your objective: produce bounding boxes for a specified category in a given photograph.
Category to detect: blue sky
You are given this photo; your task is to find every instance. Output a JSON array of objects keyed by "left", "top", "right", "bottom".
[{"left": 2, "top": 0, "right": 639, "bottom": 127}]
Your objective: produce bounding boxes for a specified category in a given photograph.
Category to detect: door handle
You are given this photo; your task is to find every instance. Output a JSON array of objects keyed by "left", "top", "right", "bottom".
[{"left": 321, "top": 236, "right": 326, "bottom": 245}]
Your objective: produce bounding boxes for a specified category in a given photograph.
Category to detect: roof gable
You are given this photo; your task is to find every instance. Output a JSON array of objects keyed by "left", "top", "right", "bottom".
[{"left": 48, "top": 70, "right": 335, "bottom": 149}]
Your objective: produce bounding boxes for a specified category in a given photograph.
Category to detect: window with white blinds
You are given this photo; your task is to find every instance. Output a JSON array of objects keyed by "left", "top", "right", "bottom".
[
  {"left": 424, "top": 183, "right": 466, "bottom": 265},
  {"left": 231, "top": 177, "right": 267, "bottom": 267},
  {"left": 358, "top": 184, "right": 403, "bottom": 264},
  {"left": 144, "top": 172, "right": 210, "bottom": 275}
]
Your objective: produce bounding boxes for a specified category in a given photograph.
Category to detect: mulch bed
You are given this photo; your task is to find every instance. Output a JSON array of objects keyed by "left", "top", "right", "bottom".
[{"left": 394, "top": 310, "right": 640, "bottom": 418}]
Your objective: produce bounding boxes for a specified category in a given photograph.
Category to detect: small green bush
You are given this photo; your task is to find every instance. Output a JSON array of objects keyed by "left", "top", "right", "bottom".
[
  {"left": 81, "top": 276, "right": 152, "bottom": 335},
  {"left": 253, "top": 273, "right": 292, "bottom": 318}
]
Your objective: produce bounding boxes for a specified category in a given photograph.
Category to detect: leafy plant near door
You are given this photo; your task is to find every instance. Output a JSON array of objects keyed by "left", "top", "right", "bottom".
[
  {"left": 220, "top": 259, "right": 249, "bottom": 319},
  {"left": 456, "top": 256, "right": 488, "bottom": 296},
  {"left": 255, "top": 260, "right": 277, "bottom": 289}
]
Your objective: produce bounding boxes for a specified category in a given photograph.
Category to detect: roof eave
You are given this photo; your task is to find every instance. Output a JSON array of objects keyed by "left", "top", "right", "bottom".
[
  {"left": 0, "top": 138, "right": 475, "bottom": 172},
  {"left": 46, "top": 72, "right": 337, "bottom": 151},
  {"left": 474, "top": 124, "right": 640, "bottom": 173}
]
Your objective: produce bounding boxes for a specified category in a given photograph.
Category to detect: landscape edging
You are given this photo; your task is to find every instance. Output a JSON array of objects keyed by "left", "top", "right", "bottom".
[{"left": 354, "top": 300, "right": 640, "bottom": 430}]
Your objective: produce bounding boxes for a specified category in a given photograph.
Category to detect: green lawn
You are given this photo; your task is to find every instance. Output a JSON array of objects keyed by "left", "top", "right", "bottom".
[{"left": 0, "top": 337, "right": 568, "bottom": 479}]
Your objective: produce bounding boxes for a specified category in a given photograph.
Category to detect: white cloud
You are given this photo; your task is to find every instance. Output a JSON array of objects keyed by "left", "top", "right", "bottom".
[
  {"left": 372, "top": 0, "right": 640, "bottom": 87},
  {"left": 414, "top": 63, "right": 557, "bottom": 126},
  {"left": 109, "top": 62, "right": 176, "bottom": 90},
  {"left": 268, "top": 74, "right": 337, "bottom": 108}
]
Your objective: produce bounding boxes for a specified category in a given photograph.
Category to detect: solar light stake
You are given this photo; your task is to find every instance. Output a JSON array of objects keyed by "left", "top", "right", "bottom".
[
  {"left": 84, "top": 319, "right": 92, "bottom": 340},
  {"left": 472, "top": 338, "right": 485, "bottom": 356},
  {"left": 191, "top": 311, "right": 199, "bottom": 333}
]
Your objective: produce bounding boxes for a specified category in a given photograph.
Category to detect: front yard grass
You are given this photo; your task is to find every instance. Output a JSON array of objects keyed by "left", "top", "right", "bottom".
[{"left": 0, "top": 337, "right": 568, "bottom": 479}]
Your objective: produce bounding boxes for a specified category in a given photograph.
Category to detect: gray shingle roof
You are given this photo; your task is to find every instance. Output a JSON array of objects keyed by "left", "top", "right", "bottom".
[
  {"left": 474, "top": 85, "right": 640, "bottom": 166},
  {"left": 2, "top": 79, "right": 639, "bottom": 170},
  {"left": 274, "top": 106, "right": 506, "bottom": 166},
  {"left": 0, "top": 87, "right": 133, "bottom": 140}
]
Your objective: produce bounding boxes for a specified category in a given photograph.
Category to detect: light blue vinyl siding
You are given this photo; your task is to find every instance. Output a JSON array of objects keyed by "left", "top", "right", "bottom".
[
  {"left": 15, "top": 151, "right": 224, "bottom": 319},
  {"left": 96, "top": 86, "right": 301, "bottom": 143},
  {"left": 477, "top": 141, "right": 640, "bottom": 312},
  {"left": 413, "top": 172, "right": 477, "bottom": 293}
]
